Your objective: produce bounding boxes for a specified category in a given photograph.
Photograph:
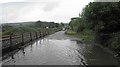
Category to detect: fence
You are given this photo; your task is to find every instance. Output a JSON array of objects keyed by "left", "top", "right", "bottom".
[{"left": 1, "top": 29, "right": 60, "bottom": 55}]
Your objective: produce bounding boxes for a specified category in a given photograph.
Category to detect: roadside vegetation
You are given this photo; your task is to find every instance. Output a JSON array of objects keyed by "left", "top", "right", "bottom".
[
  {"left": 66, "top": 2, "right": 120, "bottom": 51},
  {"left": 2, "top": 21, "right": 64, "bottom": 36},
  {"left": 65, "top": 30, "right": 76, "bottom": 35}
]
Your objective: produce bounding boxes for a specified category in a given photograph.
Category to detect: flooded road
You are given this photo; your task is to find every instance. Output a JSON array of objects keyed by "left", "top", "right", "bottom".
[{"left": 2, "top": 31, "right": 118, "bottom": 65}]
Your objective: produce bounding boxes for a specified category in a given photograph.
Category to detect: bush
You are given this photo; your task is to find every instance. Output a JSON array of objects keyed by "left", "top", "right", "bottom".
[
  {"left": 68, "top": 2, "right": 120, "bottom": 50},
  {"left": 95, "top": 33, "right": 110, "bottom": 46},
  {"left": 65, "top": 30, "right": 77, "bottom": 35},
  {"left": 108, "top": 32, "right": 120, "bottom": 50}
]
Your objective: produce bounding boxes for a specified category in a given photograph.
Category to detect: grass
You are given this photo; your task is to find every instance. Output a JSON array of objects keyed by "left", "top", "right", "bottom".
[
  {"left": 2, "top": 26, "right": 47, "bottom": 35},
  {"left": 65, "top": 30, "right": 77, "bottom": 35},
  {"left": 65, "top": 29, "right": 95, "bottom": 42},
  {"left": 78, "top": 29, "right": 95, "bottom": 41},
  {"left": 66, "top": 29, "right": 120, "bottom": 52}
]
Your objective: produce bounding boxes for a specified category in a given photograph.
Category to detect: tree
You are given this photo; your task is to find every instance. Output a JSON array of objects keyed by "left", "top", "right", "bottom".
[{"left": 69, "top": 2, "right": 120, "bottom": 50}]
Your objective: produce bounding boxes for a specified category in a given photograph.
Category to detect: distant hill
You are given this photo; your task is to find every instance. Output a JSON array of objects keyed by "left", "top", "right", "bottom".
[
  {"left": 2, "top": 21, "right": 36, "bottom": 27},
  {"left": 2, "top": 21, "right": 64, "bottom": 35}
]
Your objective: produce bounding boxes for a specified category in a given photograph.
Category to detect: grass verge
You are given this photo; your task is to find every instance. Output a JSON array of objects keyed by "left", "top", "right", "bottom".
[
  {"left": 77, "top": 29, "right": 95, "bottom": 42},
  {"left": 65, "top": 30, "right": 77, "bottom": 35},
  {"left": 65, "top": 29, "right": 95, "bottom": 42}
]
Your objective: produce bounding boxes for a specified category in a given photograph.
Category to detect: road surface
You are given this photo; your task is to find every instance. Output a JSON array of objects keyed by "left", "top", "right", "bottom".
[{"left": 2, "top": 31, "right": 118, "bottom": 65}]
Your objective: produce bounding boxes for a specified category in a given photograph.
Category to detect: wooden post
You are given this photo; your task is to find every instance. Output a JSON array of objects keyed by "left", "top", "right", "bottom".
[
  {"left": 36, "top": 32, "right": 38, "bottom": 39},
  {"left": 22, "top": 33, "right": 24, "bottom": 45},
  {"left": 45, "top": 31, "right": 46, "bottom": 35},
  {"left": 43, "top": 32, "right": 44, "bottom": 37},
  {"left": 38, "top": 32, "right": 40, "bottom": 38},
  {"left": 47, "top": 31, "right": 48, "bottom": 35},
  {"left": 41, "top": 32, "right": 43, "bottom": 37},
  {"left": 39, "top": 32, "right": 41, "bottom": 38},
  {"left": 46, "top": 31, "right": 47, "bottom": 35},
  {"left": 44, "top": 31, "right": 46, "bottom": 36},
  {"left": 30, "top": 32, "right": 32, "bottom": 41},
  {"left": 9, "top": 35, "right": 13, "bottom": 51},
  {"left": 48, "top": 31, "right": 50, "bottom": 34},
  {"left": 43, "top": 31, "right": 45, "bottom": 36}
]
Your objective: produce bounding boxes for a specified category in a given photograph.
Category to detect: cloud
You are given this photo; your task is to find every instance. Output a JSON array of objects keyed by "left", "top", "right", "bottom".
[
  {"left": 43, "top": 2, "right": 60, "bottom": 12},
  {"left": 95, "top": 0, "right": 120, "bottom": 2},
  {"left": 0, "top": 0, "right": 93, "bottom": 23}
]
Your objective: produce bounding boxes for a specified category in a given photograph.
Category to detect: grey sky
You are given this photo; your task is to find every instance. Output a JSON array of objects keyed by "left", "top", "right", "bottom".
[
  {"left": 0, "top": 0, "right": 93, "bottom": 23},
  {"left": 95, "top": 0, "right": 120, "bottom": 2},
  {"left": 43, "top": 2, "right": 60, "bottom": 12}
]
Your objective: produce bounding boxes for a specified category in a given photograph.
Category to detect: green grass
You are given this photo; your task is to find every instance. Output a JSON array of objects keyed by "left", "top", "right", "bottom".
[
  {"left": 2, "top": 26, "right": 44, "bottom": 35},
  {"left": 2, "top": 25, "right": 59, "bottom": 36},
  {"left": 65, "top": 29, "right": 95, "bottom": 42},
  {"left": 65, "top": 30, "right": 77, "bottom": 35},
  {"left": 77, "top": 29, "right": 95, "bottom": 41}
]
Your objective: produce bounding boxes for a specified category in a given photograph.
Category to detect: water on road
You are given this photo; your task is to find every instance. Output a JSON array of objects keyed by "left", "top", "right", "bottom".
[{"left": 2, "top": 31, "right": 118, "bottom": 65}]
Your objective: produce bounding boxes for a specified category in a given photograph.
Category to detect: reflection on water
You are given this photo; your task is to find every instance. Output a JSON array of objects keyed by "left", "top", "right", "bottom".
[
  {"left": 21, "top": 48, "right": 25, "bottom": 56},
  {"left": 2, "top": 31, "right": 118, "bottom": 65},
  {"left": 76, "top": 40, "right": 118, "bottom": 65},
  {"left": 30, "top": 44, "right": 32, "bottom": 52},
  {"left": 3, "top": 39, "right": 84, "bottom": 65},
  {"left": 11, "top": 55, "right": 14, "bottom": 59}
]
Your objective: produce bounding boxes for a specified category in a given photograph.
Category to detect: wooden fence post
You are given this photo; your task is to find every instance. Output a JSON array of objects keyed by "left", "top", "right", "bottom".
[
  {"left": 44, "top": 31, "right": 45, "bottom": 36},
  {"left": 9, "top": 35, "right": 13, "bottom": 51},
  {"left": 36, "top": 32, "right": 38, "bottom": 39},
  {"left": 45, "top": 31, "right": 46, "bottom": 35},
  {"left": 30, "top": 32, "right": 32, "bottom": 41},
  {"left": 39, "top": 32, "right": 41, "bottom": 38},
  {"left": 46, "top": 31, "right": 47, "bottom": 35},
  {"left": 43, "top": 31, "right": 45, "bottom": 36},
  {"left": 22, "top": 33, "right": 24, "bottom": 45},
  {"left": 41, "top": 32, "right": 43, "bottom": 37},
  {"left": 38, "top": 32, "right": 40, "bottom": 38}
]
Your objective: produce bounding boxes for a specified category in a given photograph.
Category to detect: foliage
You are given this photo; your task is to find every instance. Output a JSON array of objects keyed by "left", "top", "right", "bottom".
[
  {"left": 35, "top": 21, "right": 60, "bottom": 28},
  {"left": 65, "top": 30, "right": 77, "bottom": 35},
  {"left": 68, "top": 2, "right": 120, "bottom": 50},
  {"left": 108, "top": 32, "right": 120, "bottom": 50},
  {"left": 78, "top": 29, "right": 95, "bottom": 41},
  {"left": 2, "top": 21, "right": 63, "bottom": 35},
  {"left": 69, "top": 17, "right": 85, "bottom": 32}
]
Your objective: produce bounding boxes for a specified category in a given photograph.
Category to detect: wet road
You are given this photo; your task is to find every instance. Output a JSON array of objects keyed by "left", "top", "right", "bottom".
[{"left": 2, "top": 31, "right": 118, "bottom": 65}]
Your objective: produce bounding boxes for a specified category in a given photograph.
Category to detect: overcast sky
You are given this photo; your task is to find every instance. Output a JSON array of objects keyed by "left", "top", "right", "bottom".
[{"left": 0, "top": 0, "right": 94, "bottom": 23}]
